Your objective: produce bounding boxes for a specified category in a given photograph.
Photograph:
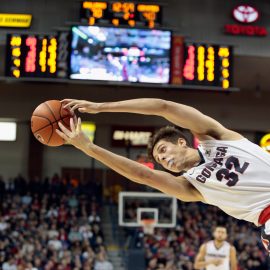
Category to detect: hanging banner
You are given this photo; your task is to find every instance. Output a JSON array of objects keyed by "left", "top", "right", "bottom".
[{"left": 170, "top": 36, "right": 184, "bottom": 85}]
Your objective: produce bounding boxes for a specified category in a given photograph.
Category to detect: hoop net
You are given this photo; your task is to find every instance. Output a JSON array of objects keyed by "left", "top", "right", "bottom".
[{"left": 140, "top": 219, "right": 156, "bottom": 235}]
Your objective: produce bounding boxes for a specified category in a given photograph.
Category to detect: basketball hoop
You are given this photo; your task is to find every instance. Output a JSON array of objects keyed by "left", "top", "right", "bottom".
[{"left": 140, "top": 219, "right": 156, "bottom": 235}]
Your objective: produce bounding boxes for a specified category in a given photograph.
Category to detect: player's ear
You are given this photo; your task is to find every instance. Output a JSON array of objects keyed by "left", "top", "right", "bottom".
[{"left": 177, "top": 138, "right": 187, "bottom": 147}]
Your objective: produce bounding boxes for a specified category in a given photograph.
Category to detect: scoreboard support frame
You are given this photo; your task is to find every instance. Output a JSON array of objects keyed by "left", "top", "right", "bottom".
[{"left": 0, "top": 76, "right": 240, "bottom": 92}]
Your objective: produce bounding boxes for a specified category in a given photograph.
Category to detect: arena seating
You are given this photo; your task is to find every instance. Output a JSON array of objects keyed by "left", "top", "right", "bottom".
[
  {"left": 132, "top": 201, "right": 268, "bottom": 270},
  {"left": 0, "top": 174, "right": 113, "bottom": 270}
]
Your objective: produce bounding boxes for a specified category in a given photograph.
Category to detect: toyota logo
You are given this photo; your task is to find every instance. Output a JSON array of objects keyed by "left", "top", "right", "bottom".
[{"left": 233, "top": 5, "right": 259, "bottom": 23}]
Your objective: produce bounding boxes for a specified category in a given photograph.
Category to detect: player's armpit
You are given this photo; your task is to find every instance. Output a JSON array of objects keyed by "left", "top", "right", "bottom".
[{"left": 146, "top": 172, "right": 204, "bottom": 202}]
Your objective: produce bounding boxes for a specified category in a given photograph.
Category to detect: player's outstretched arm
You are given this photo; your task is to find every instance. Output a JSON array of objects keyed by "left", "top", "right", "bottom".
[
  {"left": 61, "top": 98, "right": 242, "bottom": 140},
  {"left": 56, "top": 118, "right": 203, "bottom": 203}
]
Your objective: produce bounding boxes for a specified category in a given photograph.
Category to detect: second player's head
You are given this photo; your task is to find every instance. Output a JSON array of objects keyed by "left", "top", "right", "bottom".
[
  {"left": 148, "top": 126, "right": 191, "bottom": 173},
  {"left": 213, "top": 226, "right": 227, "bottom": 242}
]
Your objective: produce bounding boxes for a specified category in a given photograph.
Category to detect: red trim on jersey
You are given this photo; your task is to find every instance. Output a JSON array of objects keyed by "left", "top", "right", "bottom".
[
  {"left": 261, "top": 236, "right": 270, "bottom": 253},
  {"left": 259, "top": 205, "right": 270, "bottom": 225}
]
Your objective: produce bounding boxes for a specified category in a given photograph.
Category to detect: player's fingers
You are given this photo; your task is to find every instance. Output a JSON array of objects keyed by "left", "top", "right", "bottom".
[
  {"left": 73, "top": 114, "right": 78, "bottom": 126},
  {"left": 61, "top": 99, "right": 74, "bottom": 107},
  {"left": 77, "top": 117, "right": 82, "bottom": 132},
  {"left": 58, "top": 122, "right": 72, "bottom": 137},
  {"left": 68, "top": 104, "right": 80, "bottom": 112},
  {"left": 70, "top": 103, "right": 88, "bottom": 112},
  {"left": 63, "top": 100, "right": 79, "bottom": 108},
  {"left": 61, "top": 99, "right": 74, "bottom": 103},
  {"left": 56, "top": 129, "right": 69, "bottom": 141},
  {"left": 64, "top": 104, "right": 75, "bottom": 115},
  {"left": 78, "top": 108, "right": 85, "bottom": 112},
  {"left": 70, "top": 118, "right": 76, "bottom": 133}
]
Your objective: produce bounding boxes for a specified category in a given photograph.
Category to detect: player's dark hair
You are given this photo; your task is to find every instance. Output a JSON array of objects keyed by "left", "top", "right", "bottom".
[
  {"left": 214, "top": 225, "right": 227, "bottom": 231},
  {"left": 147, "top": 126, "right": 190, "bottom": 161}
]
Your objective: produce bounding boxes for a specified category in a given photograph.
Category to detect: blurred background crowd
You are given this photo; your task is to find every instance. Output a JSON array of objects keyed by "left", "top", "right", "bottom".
[
  {"left": 0, "top": 174, "right": 268, "bottom": 270},
  {"left": 0, "top": 174, "right": 111, "bottom": 270}
]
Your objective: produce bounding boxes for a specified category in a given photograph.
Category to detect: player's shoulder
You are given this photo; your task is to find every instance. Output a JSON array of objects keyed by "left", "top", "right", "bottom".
[
  {"left": 205, "top": 240, "right": 213, "bottom": 245},
  {"left": 218, "top": 129, "right": 244, "bottom": 141},
  {"left": 199, "top": 242, "right": 208, "bottom": 251},
  {"left": 222, "top": 241, "right": 234, "bottom": 250},
  {"left": 194, "top": 129, "right": 244, "bottom": 142},
  {"left": 202, "top": 241, "right": 213, "bottom": 251}
]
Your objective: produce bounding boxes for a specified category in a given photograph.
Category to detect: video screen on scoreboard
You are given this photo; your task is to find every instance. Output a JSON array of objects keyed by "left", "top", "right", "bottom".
[{"left": 70, "top": 26, "right": 171, "bottom": 83}]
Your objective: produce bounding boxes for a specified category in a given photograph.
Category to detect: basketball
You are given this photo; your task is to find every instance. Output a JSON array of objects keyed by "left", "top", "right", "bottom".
[{"left": 31, "top": 100, "right": 73, "bottom": 146}]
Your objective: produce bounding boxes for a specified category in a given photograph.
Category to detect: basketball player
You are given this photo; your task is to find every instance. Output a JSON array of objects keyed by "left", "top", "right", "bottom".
[
  {"left": 56, "top": 98, "right": 270, "bottom": 252},
  {"left": 194, "top": 226, "right": 237, "bottom": 270}
]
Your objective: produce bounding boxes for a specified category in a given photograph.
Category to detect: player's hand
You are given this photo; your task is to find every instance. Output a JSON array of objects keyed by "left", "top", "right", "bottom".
[
  {"left": 61, "top": 99, "right": 101, "bottom": 114},
  {"left": 56, "top": 117, "right": 92, "bottom": 151}
]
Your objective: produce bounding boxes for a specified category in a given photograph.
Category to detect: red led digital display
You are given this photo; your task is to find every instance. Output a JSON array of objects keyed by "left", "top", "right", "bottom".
[
  {"left": 183, "top": 45, "right": 195, "bottom": 81},
  {"left": 25, "top": 37, "right": 37, "bottom": 73},
  {"left": 183, "top": 43, "right": 233, "bottom": 89},
  {"left": 5, "top": 34, "right": 58, "bottom": 78}
]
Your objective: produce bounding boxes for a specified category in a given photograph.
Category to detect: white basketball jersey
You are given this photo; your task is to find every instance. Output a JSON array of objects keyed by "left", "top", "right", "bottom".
[
  {"left": 183, "top": 138, "right": 270, "bottom": 225},
  {"left": 205, "top": 240, "right": 230, "bottom": 270}
]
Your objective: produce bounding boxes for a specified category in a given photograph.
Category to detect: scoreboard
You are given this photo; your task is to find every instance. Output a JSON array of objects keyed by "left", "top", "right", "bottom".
[
  {"left": 3, "top": 0, "right": 237, "bottom": 91},
  {"left": 80, "top": 1, "right": 162, "bottom": 28},
  {"left": 183, "top": 43, "right": 233, "bottom": 89},
  {"left": 5, "top": 32, "right": 235, "bottom": 90},
  {"left": 6, "top": 34, "right": 58, "bottom": 78}
]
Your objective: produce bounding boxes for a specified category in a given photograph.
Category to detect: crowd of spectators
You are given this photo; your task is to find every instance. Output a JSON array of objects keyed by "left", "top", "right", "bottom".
[
  {"left": 132, "top": 202, "right": 268, "bottom": 270},
  {"left": 0, "top": 174, "right": 113, "bottom": 270},
  {"left": 1, "top": 172, "right": 269, "bottom": 270}
]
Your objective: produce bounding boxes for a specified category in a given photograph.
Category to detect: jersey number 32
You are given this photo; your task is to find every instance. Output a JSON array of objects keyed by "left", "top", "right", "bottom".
[{"left": 216, "top": 156, "right": 250, "bottom": 187}]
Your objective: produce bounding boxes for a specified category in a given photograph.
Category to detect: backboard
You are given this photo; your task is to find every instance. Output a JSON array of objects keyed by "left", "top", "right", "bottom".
[{"left": 118, "top": 191, "right": 177, "bottom": 228}]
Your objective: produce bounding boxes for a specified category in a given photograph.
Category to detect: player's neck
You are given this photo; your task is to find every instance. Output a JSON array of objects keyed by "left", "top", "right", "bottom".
[
  {"left": 184, "top": 148, "right": 201, "bottom": 169},
  {"left": 214, "top": 240, "right": 224, "bottom": 249}
]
